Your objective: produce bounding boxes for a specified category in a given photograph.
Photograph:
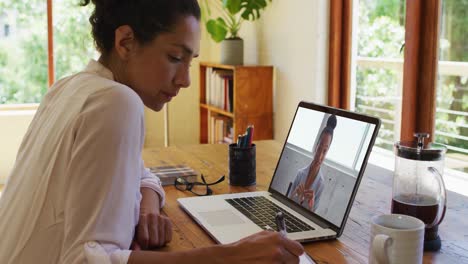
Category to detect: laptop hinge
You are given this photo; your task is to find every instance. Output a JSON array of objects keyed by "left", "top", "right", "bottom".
[{"left": 269, "top": 191, "right": 338, "bottom": 232}]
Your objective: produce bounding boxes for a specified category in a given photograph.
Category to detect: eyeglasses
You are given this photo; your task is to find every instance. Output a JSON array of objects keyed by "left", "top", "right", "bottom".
[{"left": 174, "top": 174, "right": 225, "bottom": 196}]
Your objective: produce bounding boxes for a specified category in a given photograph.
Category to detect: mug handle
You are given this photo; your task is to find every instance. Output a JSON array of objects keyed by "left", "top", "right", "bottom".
[{"left": 372, "top": 234, "right": 392, "bottom": 264}]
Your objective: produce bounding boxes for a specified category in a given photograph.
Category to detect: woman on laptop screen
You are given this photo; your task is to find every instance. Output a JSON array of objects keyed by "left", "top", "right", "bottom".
[{"left": 288, "top": 114, "right": 337, "bottom": 211}]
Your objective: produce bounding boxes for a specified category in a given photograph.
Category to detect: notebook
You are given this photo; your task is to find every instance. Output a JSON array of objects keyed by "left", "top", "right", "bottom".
[
  {"left": 149, "top": 165, "right": 197, "bottom": 186},
  {"left": 178, "top": 101, "right": 380, "bottom": 246}
]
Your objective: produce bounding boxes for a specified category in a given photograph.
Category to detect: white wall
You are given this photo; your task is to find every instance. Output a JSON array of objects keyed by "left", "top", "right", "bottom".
[
  {"left": 0, "top": 108, "right": 35, "bottom": 182},
  {"left": 247, "top": 0, "right": 330, "bottom": 141}
]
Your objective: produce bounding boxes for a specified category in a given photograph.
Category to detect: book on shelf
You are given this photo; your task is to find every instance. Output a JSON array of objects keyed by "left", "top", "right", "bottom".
[
  {"left": 208, "top": 114, "right": 233, "bottom": 144},
  {"left": 204, "top": 67, "right": 233, "bottom": 112},
  {"left": 149, "top": 165, "right": 197, "bottom": 186},
  {"left": 200, "top": 62, "right": 274, "bottom": 145}
]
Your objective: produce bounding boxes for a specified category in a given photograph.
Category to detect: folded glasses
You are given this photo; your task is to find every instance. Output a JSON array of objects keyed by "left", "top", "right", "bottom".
[{"left": 174, "top": 174, "right": 225, "bottom": 196}]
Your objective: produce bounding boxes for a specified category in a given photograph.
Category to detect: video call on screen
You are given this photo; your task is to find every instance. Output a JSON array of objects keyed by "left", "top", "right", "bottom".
[{"left": 270, "top": 107, "right": 376, "bottom": 227}]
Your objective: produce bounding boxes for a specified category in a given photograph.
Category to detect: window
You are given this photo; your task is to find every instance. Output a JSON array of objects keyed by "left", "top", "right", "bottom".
[
  {"left": 329, "top": 0, "right": 468, "bottom": 174},
  {"left": 287, "top": 108, "right": 323, "bottom": 150},
  {"left": 351, "top": 0, "right": 405, "bottom": 151},
  {"left": 435, "top": 0, "right": 468, "bottom": 173},
  {"left": 326, "top": 118, "right": 371, "bottom": 171},
  {"left": 0, "top": 0, "right": 94, "bottom": 105}
]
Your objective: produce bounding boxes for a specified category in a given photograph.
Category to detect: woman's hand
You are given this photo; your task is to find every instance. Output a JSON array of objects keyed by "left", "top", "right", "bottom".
[
  {"left": 132, "top": 212, "right": 173, "bottom": 250},
  {"left": 226, "top": 230, "right": 304, "bottom": 264},
  {"left": 292, "top": 183, "right": 305, "bottom": 203},
  {"left": 129, "top": 230, "right": 304, "bottom": 264},
  {"left": 292, "top": 184, "right": 315, "bottom": 210},
  {"left": 132, "top": 187, "right": 173, "bottom": 250},
  {"left": 302, "top": 190, "right": 315, "bottom": 210}
]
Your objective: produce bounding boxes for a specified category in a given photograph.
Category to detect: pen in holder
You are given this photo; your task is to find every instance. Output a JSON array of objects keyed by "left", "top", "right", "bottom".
[{"left": 228, "top": 143, "right": 256, "bottom": 186}]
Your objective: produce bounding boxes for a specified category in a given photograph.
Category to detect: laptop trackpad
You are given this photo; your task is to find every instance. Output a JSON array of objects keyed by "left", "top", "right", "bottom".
[{"left": 199, "top": 210, "right": 246, "bottom": 226}]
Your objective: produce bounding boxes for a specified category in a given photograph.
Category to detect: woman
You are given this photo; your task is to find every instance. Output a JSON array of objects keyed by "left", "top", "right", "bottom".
[
  {"left": 0, "top": 1, "right": 303, "bottom": 263},
  {"left": 288, "top": 115, "right": 337, "bottom": 211}
]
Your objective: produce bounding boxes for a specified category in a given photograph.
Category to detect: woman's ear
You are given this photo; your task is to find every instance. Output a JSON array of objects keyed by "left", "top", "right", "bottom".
[{"left": 114, "top": 25, "right": 137, "bottom": 60}]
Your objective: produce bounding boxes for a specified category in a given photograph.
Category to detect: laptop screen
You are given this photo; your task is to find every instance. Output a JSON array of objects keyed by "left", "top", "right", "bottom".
[{"left": 270, "top": 104, "right": 377, "bottom": 227}]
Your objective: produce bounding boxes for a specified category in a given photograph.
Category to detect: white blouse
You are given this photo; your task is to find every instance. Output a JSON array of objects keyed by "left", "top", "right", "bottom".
[{"left": 0, "top": 60, "right": 165, "bottom": 264}]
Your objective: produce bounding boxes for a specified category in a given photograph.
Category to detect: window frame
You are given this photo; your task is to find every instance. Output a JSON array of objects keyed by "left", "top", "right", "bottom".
[
  {"left": 328, "top": 0, "right": 353, "bottom": 110},
  {"left": 328, "top": 0, "right": 442, "bottom": 143},
  {"left": 400, "top": 0, "right": 441, "bottom": 141},
  {"left": 47, "top": 0, "right": 54, "bottom": 87}
]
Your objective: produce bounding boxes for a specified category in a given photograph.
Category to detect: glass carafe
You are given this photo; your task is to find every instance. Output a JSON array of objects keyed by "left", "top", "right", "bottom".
[{"left": 391, "top": 133, "right": 447, "bottom": 251}]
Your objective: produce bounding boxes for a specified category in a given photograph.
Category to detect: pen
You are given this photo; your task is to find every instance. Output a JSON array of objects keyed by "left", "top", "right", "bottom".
[
  {"left": 248, "top": 125, "right": 254, "bottom": 147},
  {"left": 276, "top": 212, "right": 317, "bottom": 264},
  {"left": 242, "top": 132, "right": 247, "bottom": 147},
  {"left": 275, "top": 212, "right": 287, "bottom": 237}
]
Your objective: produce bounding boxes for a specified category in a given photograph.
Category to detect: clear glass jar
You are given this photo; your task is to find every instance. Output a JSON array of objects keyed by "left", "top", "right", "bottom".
[{"left": 391, "top": 133, "right": 447, "bottom": 251}]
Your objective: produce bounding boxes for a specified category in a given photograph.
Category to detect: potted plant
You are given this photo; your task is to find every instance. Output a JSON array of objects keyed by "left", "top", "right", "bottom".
[{"left": 201, "top": 0, "right": 272, "bottom": 65}]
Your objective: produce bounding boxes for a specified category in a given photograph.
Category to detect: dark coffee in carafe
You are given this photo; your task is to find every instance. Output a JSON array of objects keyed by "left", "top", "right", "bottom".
[
  {"left": 391, "top": 194, "right": 445, "bottom": 241},
  {"left": 392, "top": 194, "right": 438, "bottom": 224}
]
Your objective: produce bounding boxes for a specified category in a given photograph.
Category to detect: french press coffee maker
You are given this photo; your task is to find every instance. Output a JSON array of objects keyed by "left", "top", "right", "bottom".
[{"left": 392, "top": 133, "right": 447, "bottom": 251}]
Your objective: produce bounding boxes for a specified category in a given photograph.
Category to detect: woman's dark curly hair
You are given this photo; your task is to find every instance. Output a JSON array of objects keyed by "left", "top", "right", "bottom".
[{"left": 80, "top": 0, "right": 200, "bottom": 54}]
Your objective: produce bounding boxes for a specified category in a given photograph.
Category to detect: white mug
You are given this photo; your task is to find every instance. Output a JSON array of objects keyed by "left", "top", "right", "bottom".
[{"left": 369, "top": 214, "right": 425, "bottom": 264}]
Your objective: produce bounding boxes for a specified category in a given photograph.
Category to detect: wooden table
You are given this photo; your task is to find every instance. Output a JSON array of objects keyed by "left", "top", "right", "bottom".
[{"left": 143, "top": 140, "right": 468, "bottom": 263}]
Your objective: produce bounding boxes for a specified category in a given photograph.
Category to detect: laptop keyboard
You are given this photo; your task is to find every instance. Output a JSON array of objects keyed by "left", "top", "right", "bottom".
[{"left": 225, "top": 196, "right": 315, "bottom": 233}]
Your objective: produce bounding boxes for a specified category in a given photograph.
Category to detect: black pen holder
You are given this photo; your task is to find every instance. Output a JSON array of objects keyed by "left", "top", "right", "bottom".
[{"left": 228, "top": 143, "right": 256, "bottom": 186}]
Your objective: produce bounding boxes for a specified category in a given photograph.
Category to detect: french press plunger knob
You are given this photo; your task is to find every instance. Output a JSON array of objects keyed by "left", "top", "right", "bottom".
[{"left": 414, "top": 133, "right": 430, "bottom": 150}]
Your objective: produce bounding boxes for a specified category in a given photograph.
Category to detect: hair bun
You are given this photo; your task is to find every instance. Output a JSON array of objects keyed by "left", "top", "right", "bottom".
[{"left": 327, "top": 114, "right": 337, "bottom": 130}]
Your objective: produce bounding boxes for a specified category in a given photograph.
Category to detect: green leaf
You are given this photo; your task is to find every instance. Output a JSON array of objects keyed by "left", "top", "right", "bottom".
[
  {"left": 223, "top": 0, "right": 242, "bottom": 15},
  {"left": 240, "top": 0, "right": 271, "bottom": 21},
  {"left": 206, "top": 18, "right": 229, "bottom": 42}
]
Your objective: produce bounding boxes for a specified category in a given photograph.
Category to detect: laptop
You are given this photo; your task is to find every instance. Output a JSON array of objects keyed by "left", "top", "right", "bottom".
[{"left": 178, "top": 101, "right": 381, "bottom": 244}]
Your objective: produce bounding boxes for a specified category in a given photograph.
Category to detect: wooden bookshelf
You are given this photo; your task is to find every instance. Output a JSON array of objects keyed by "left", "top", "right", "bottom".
[
  {"left": 200, "top": 103, "right": 234, "bottom": 118},
  {"left": 199, "top": 62, "right": 274, "bottom": 144}
]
